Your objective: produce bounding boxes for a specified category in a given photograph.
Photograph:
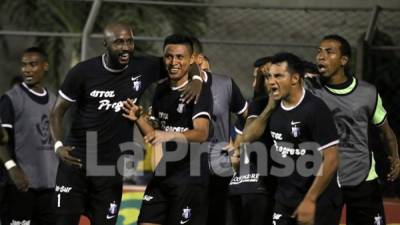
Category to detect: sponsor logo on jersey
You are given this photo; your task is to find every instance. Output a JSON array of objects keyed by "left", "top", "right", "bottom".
[
  {"left": 98, "top": 99, "right": 124, "bottom": 112},
  {"left": 272, "top": 140, "right": 307, "bottom": 158},
  {"left": 36, "top": 114, "right": 52, "bottom": 147},
  {"left": 180, "top": 206, "right": 191, "bottom": 224},
  {"left": 90, "top": 90, "right": 116, "bottom": 98},
  {"left": 55, "top": 185, "right": 72, "bottom": 193},
  {"left": 106, "top": 201, "right": 118, "bottom": 220},
  {"left": 89, "top": 90, "right": 127, "bottom": 112},
  {"left": 164, "top": 126, "right": 188, "bottom": 133},
  {"left": 229, "top": 173, "right": 259, "bottom": 185},
  {"left": 270, "top": 131, "right": 283, "bottom": 140}
]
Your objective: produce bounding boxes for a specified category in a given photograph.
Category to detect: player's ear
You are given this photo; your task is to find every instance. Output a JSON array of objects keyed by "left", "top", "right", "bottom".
[
  {"left": 190, "top": 54, "right": 195, "bottom": 64},
  {"left": 103, "top": 39, "right": 107, "bottom": 48},
  {"left": 197, "top": 54, "right": 204, "bottom": 65},
  {"left": 43, "top": 61, "right": 49, "bottom": 72},
  {"left": 291, "top": 73, "right": 300, "bottom": 85},
  {"left": 341, "top": 55, "right": 349, "bottom": 67}
]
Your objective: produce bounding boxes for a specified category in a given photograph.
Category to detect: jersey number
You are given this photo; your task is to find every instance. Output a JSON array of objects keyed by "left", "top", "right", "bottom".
[{"left": 57, "top": 193, "right": 61, "bottom": 207}]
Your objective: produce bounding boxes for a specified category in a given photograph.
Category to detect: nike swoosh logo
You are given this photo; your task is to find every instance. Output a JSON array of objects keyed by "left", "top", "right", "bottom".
[
  {"left": 180, "top": 220, "right": 190, "bottom": 224},
  {"left": 291, "top": 121, "right": 300, "bottom": 125},
  {"left": 106, "top": 215, "right": 116, "bottom": 219},
  {"left": 131, "top": 75, "right": 142, "bottom": 81}
]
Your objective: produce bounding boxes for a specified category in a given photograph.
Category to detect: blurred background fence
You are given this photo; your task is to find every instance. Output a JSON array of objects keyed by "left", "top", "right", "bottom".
[{"left": 0, "top": 0, "right": 399, "bottom": 195}]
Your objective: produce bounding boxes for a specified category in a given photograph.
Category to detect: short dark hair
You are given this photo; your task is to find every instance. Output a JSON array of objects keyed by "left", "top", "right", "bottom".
[
  {"left": 253, "top": 56, "right": 273, "bottom": 68},
  {"left": 23, "top": 47, "right": 48, "bottom": 61},
  {"left": 271, "top": 52, "right": 304, "bottom": 77},
  {"left": 189, "top": 36, "right": 203, "bottom": 54},
  {"left": 163, "top": 34, "right": 193, "bottom": 54},
  {"left": 322, "top": 34, "right": 352, "bottom": 58}
]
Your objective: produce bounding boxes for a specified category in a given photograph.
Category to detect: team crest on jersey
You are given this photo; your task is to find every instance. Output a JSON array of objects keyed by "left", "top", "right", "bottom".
[
  {"left": 291, "top": 121, "right": 301, "bottom": 138},
  {"left": 177, "top": 99, "right": 185, "bottom": 113},
  {"left": 374, "top": 214, "right": 383, "bottom": 225},
  {"left": 106, "top": 201, "right": 118, "bottom": 219},
  {"left": 131, "top": 75, "right": 142, "bottom": 91},
  {"left": 180, "top": 206, "right": 191, "bottom": 224}
]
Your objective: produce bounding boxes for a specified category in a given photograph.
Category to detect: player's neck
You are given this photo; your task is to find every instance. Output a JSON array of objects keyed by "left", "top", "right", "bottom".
[
  {"left": 22, "top": 82, "right": 46, "bottom": 95},
  {"left": 170, "top": 75, "right": 189, "bottom": 90},
  {"left": 103, "top": 53, "right": 126, "bottom": 71},
  {"left": 326, "top": 70, "right": 348, "bottom": 86},
  {"left": 282, "top": 86, "right": 304, "bottom": 109}
]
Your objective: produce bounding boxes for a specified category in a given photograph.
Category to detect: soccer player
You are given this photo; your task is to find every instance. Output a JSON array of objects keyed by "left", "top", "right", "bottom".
[
  {"left": 189, "top": 36, "right": 248, "bottom": 225},
  {"left": 50, "top": 23, "right": 202, "bottom": 225},
  {"left": 243, "top": 52, "right": 340, "bottom": 225},
  {"left": 0, "top": 47, "right": 58, "bottom": 225},
  {"left": 312, "top": 34, "right": 400, "bottom": 225},
  {"left": 122, "top": 34, "right": 212, "bottom": 225}
]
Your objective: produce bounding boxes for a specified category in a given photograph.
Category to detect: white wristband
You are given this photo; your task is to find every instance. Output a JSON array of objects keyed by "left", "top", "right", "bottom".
[
  {"left": 4, "top": 160, "right": 16, "bottom": 170},
  {"left": 54, "top": 141, "right": 63, "bottom": 153},
  {"left": 192, "top": 75, "right": 203, "bottom": 82}
]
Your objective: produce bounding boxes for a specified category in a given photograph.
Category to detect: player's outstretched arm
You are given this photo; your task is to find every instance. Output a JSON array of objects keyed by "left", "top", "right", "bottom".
[
  {"left": 50, "top": 96, "right": 82, "bottom": 168},
  {"left": 377, "top": 120, "right": 400, "bottom": 181},
  {"left": 293, "top": 145, "right": 339, "bottom": 225},
  {"left": 0, "top": 127, "right": 29, "bottom": 192}
]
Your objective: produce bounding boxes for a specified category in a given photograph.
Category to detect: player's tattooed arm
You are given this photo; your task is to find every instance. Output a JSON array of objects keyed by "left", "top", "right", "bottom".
[
  {"left": 377, "top": 120, "right": 400, "bottom": 181},
  {"left": 50, "top": 97, "right": 82, "bottom": 168},
  {"left": 181, "top": 63, "right": 203, "bottom": 104}
]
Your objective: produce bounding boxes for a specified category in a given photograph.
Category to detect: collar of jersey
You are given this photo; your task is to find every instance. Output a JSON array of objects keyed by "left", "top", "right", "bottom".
[
  {"left": 324, "top": 77, "right": 357, "bottom": 95},
  {"left": 102, "top": 54, "right": 128, "bottom": 73},
  {"left": 280, "top": 87, "right": 305, "bottom": 111},
  {"left": 22, "top": 82, "right": 47, "bottom": 97},
  {"left": 171, "top": 80, "right": 189, "bottom": 91}
]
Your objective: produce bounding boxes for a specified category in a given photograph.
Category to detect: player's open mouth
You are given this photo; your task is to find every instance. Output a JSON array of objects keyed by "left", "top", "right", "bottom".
[
  {"left": 317, "top": 64, "right": 327, "bottom": 73},
  {"left": 270, "top": 86, "right": 279, "bottom": 96},
  {"left": 169, "top": 68, "right": 180, "bottom": 74},
  {"left": 24, "top": 75, "right": 33, "bottom": 82},
  {"left": 119, "top": 53, "right": 130, "bottom": 62}
]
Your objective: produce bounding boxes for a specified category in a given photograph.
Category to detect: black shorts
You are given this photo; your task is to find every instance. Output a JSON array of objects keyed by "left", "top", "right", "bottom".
[
  {"left": 229, "top": 193, "right": 274, "bottom": 225},
  {"left": 0, "top": 185, "right": 55, "bottom": 225},
  {"left": 138, "top": 176, "right": 208, "bottom": 225},
  {"left": 342, "top": 179, "right": 386, "bottom": 225},
  {"left": 272, "top": 199, "right": 341, "bottom": 225},
  {"left": 55, "top": 162, "right": 123, "bottom": 225}
]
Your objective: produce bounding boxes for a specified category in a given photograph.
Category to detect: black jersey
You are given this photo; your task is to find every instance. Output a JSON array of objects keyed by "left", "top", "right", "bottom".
[
  {"left": 268, "top": 89, "right": 339, "bottom": 207},
  {"left": 152, "top": 79, "right": 213, "bottom": 180},
  {"left": 59, "top": 54, "right": 164, "bottom": 164}
]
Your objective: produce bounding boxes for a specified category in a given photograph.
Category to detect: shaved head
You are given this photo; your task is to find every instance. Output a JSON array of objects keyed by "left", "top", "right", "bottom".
[
  {"left": 103, "top": 22, "right": 134, "bottom": 42},
  {"left": 103, "top": 22, "right": 135, "bottom": 68}
]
